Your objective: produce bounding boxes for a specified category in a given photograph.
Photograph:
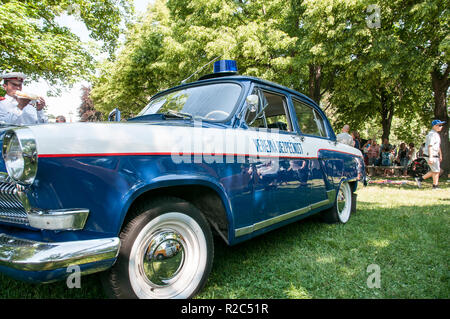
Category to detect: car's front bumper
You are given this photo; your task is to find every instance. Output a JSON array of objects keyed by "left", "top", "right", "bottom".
[{"left": 0, "top": 233, "right": 120, "bottom": 283}]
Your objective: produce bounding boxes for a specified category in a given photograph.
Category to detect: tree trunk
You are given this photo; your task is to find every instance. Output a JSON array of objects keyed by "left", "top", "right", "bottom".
[
  {"left": 431, "top": 68, "right": 450, "bottom": 176},
  {"left": 309, "top": 64, "right": 322, "bottom": 104},
  {"left": 380, "top": 89, "right": 394, "bottom": 142}
]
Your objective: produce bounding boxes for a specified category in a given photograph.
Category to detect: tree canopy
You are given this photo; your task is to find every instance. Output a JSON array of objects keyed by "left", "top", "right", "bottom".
[{"left": 0, "top": 0, "right": 133, "bottom": 85}]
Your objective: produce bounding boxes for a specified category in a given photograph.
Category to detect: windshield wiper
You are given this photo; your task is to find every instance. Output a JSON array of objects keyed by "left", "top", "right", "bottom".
[{"left": 164, "top": 110, "right": 193, "bottom": 120}]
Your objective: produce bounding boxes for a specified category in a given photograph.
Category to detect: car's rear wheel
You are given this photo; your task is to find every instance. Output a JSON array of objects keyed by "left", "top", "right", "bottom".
[
  {"left": 321, "top": 181, "right": 353, "bottom": 224},
  {"left": 102, "top": 197, "right": 213, "bottom": 299}
]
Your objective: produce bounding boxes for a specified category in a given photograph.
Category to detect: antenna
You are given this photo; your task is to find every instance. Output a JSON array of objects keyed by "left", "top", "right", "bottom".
[{"left": 180, "top": 55, "right": 222, "bottom": 84}]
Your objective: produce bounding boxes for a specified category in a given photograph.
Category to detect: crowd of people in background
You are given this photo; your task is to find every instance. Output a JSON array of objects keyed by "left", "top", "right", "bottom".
[
  {"left": 337, "top": 125, "right": 421, "bottom": 177},
  {"left": 338, "top": 120, "right": 445, "bottom": 188},
  {"left": 360, "top": 138, "right": 417, "bottom": 176}
]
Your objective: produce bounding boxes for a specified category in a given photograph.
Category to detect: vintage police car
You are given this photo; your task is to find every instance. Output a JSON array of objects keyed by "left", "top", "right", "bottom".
[{"left": 0, "top": 60, "right": 365, "bottom": 299}]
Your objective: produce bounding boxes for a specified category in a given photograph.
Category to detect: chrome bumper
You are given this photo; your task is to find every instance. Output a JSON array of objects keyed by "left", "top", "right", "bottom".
[
  {"left": 27, "top": 208, "right": 90, "bottom": 230},
  {"left": 0, "top": 233, "right": 120, "bottom": 271}
]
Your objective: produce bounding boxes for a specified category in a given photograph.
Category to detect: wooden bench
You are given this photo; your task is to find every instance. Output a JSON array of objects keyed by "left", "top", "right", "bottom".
[{"left": 366, "top": 165, "right": 407, "bottom": 177}]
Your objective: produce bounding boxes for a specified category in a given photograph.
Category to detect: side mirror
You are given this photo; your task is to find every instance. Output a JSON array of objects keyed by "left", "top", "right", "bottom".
[
  {"left": 246, "top": 94, "right": 259, "bottom": 112},
  {"left": 108, "top": 108, "right": 121, "bottom": 122}
]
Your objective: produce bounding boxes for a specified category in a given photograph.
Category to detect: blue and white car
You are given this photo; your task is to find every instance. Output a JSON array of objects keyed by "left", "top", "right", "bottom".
[{"left": 0, "top": 60, "right": 365, "bottom": 299}]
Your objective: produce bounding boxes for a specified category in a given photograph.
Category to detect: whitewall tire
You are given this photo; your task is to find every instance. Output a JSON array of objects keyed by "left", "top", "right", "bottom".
[{"left": 102, "top": 197, "right": 213, "bottom": 299}]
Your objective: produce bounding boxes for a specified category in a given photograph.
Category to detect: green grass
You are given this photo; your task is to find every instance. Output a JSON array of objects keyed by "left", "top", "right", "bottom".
[{"left": 1, "top": 177, "right": 449, "bottom": 298}]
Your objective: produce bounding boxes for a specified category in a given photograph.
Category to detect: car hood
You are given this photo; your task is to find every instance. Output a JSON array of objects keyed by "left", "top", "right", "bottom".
[{"left": 24, "top": 122, "right": 231, "bottom": 158}]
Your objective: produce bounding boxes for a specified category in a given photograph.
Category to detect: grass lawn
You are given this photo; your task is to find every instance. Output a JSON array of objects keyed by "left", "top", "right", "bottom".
[{"left": 1, "top": 177, "right": 449, "bottom": 299}]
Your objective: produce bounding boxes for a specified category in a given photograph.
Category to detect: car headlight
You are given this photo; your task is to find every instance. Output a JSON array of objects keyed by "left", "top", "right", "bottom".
[{"left": 2, "top": 128, "right": 38, "bottom": 185}]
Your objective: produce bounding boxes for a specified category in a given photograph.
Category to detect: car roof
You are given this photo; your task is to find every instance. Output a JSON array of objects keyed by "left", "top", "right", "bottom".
[{"left": 151, "top": 74, "right": 319, "bottom": 109}]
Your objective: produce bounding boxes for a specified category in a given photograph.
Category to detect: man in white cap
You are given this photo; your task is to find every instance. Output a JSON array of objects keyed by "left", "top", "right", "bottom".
[
  {"left": 0, "top": 72, "right": 48, "bottom": 125},
  {"left": 415, "top": 119, "right": 445, "bottom": 190}
]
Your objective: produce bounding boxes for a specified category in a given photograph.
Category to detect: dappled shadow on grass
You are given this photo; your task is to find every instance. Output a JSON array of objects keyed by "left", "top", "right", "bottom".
[
  {"left": 367, "top": 176, "right": 450, "bottom": 190},
  {"left": 198, "top": 201, "right": 450, "bottom": 299}
]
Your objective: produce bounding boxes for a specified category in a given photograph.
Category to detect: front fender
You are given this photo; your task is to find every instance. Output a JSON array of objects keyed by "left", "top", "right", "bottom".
[{"left": 118, "top": 174, "right": 235, "bottom": 237}]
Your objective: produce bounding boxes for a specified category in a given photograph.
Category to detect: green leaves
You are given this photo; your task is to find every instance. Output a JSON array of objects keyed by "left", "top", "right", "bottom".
[{"left": 0, "top": 0, "right": 132, "bottom": 85}]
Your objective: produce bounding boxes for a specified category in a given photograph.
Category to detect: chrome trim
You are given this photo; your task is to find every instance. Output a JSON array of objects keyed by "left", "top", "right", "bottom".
[
  {"left": 235, "top": 225, "right": 254, "bottom": 237},
  {"left": 236, "top": 206, "right": 310, "bottom": 237},
  {"left": 16, "top": 185, "right": 31, "bottom": 212},
  {"left": 235, "top": 190, "right": 336, "bottom": 237},
  {"left": 310, "top": 199, "right": 330, "bottom": 210},
  {"left": 0, "top": 233, "right": 120, "bottom": 271},
  {"left": 0, "top": 181, "right": 29, "bottom": 225},
  {"left": 27, "top": 209, "right": 90, "bottom": 230},
  {"left": 0, "top": 172, "right": 12, "bottom": 183}
]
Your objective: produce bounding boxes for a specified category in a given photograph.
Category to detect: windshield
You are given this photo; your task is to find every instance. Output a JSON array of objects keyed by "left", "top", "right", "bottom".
[{"left": 138, "top": 83, "right": 242, "bottom": 121}]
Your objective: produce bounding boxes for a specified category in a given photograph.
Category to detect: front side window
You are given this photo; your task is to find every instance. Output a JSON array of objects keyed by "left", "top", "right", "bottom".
[
  {"left": 139, "top": 83, "right": 242, "bottom": 121},
  {"left": 245, "top": 88, "right": 292, "bottom": 132},
  {"left": 293, "top": 99, "right": 327, "bottom": 137}
]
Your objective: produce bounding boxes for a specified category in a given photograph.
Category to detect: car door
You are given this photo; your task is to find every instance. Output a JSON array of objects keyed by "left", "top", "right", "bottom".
[
  {"left": 244, "top": 86, "right": 311, "bottom": 224},
  {"left": 291, "top": 98, "right": 331, "bottom": 207}
]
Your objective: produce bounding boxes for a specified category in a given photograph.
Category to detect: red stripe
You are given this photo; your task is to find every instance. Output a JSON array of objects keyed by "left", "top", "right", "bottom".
[
  {"left": 318, "top": 148, "right": 363, "bottom": 158},
  {"left": 39, "top": 149, "right": 360, "bottom": 159},
  {"left": 38, "top": 152, "right": 172, "bottom": 158},
  {"left": 38, "top": 152, "right": 318, "bottom": 160}
]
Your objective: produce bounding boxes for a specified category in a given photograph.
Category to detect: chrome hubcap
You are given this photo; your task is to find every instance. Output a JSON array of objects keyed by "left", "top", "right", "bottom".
[
  {"left": 142, "top": 230, "right": 186, "bottom": 287},
  {"left": 337, "top": 188, "right": 346, "bottom": 214}
]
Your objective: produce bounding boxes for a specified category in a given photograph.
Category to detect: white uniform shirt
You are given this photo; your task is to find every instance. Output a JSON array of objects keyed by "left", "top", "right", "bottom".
[
  {"left": 0, "top": 94, "right": 48, "bottom": 125},
  {"left": 424, "top": 130, "right": 441, "bottom": 157},
  {"left": 336, "top": 132, "right": 354, "bottom": 146}
]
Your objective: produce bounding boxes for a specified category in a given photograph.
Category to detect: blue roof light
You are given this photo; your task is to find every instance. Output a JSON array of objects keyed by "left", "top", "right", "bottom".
[{"left": 213, "top": 60, "right": 238, "bottom": 73}]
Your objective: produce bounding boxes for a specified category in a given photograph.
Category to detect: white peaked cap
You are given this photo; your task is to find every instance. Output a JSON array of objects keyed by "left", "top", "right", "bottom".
[{"left": 0, "top": 72, "right": 27, "bottom": 82}]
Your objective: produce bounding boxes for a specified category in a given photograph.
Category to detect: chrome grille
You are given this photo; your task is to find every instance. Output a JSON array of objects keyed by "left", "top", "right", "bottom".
[
  {"left": 0, "top": 234, "right": 36, "bottom": 247},
  {"left": 0, "top": 182, "right": 29, "bottom": 225}
]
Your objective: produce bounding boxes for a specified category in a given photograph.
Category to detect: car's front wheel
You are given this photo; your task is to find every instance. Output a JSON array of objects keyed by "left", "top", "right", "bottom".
[
  {"left": 321, "top": 181, "right": 353, "bottom": 224},
  {"left": 102, "top": 197, "right": 214, "bottom": 299}
]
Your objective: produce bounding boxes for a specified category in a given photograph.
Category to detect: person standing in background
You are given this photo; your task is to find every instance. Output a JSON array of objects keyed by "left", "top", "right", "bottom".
[
  {"left": 415, "top": 120, "right": 445, "bottom": 189},
  {"left": 352, "top": 131, "right": 361, "bottom": 150},
  {"left": 336, "top": 125, "right": 355, "bottom": 146},
  {"left": 397, "top": 142, "right": 409, "bottom": 175},
  {"left": 380, "top": 138, "right": 393, "bottom": 166},
  {"left": 408, "top": 143, "right": 416, "bottom": 164},
  {"left": 56, "top": 115, "right": 66, "bottom": 123},
  {"left": 367, "top": 139, "right": 380, "bottom": 166},
  {"left": 362, "top": 139, "right": 372, "bottom": 165}
]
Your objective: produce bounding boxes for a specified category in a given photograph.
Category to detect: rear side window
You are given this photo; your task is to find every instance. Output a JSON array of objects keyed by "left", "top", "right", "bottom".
[{"left": 292, "top": 99, "right": 327, "bottom": 137}]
